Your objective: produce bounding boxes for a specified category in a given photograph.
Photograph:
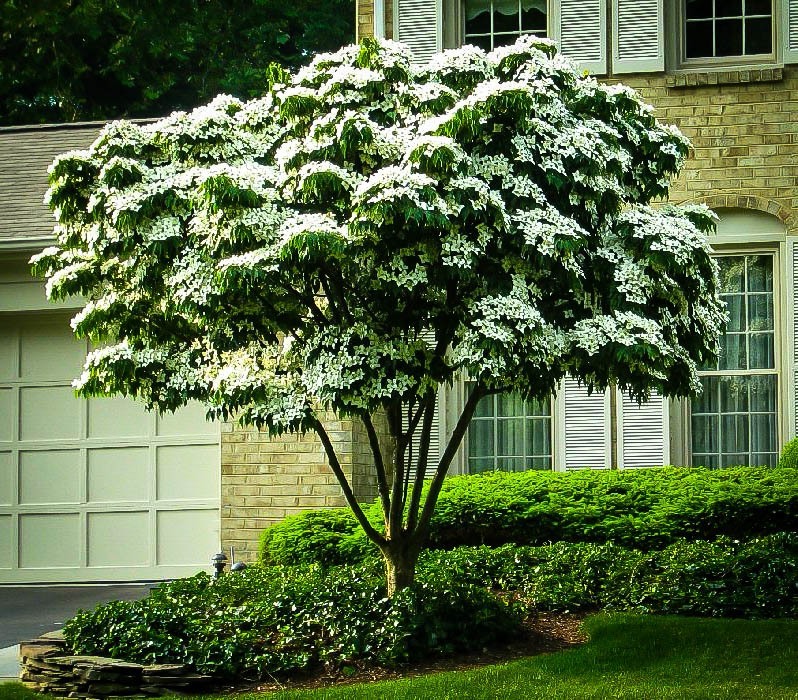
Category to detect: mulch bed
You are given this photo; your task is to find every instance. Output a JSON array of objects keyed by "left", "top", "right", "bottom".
[{"left": 223, "top": 612, "right": 589, "bottom": 695}]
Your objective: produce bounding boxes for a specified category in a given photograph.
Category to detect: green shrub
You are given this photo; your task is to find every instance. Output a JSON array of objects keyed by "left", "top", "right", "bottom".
[
  {"left": 415, "top": 532, "right": 798, "bottom": 618},
  {"left": 778, "top": 438, "right": 798, "bottom": 469},
  {"left": 62, "top": 564, "right": 521, "bottom": 679},
  {"left": 258, "top": 467, "right": 798, "bottom": 566}
]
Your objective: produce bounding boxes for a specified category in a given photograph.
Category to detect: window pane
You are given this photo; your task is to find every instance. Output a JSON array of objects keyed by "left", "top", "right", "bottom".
[
  {"left": 748, "top": 294, "right": 774, "bottom": 332},
  {"left": 719, "top": 333, "right": 746, "bottom": 370},
  {"left": 716, "top": 19, "right": 744, "bottom": 55},
  {"left": 749, "top": 333, "right": 775, "bottom": 370},
  {"left": 718, "top": 258, "right": 745, "bottom": 293},
  {"left": 747, "top": 255, "right": 773, "bottom": 292},
  {"left": 686, "top": 20, "right": 714, "bottom": 57},
  {"left": 686, "top": 0, "right": 713, "bottom": 18},
  {"left": 497, "top": 418, "right": 525, "bottom": 456},
  {"left": 691, "top": 414, "right": 719, "bottom": 453},
  {"left": 750, "top": 375, "right": 777, "bottom": 412},
  {"left": 493, "top": 0, "right": 519, "bottom": 33},
  {"left": 720, "top": 377, "right": 749, "bottom": 413},
  {"left": 694, "top": 376, "right": 720, "bottom": 414},
  {"left": 469, "top": 457, "right": 495, "bottom": 473},
  {"left": 745, "top": 0, "right": 771, "bottom": 15},
  {"left": 469, "top": 35, "right": 493, "bottom": 51},
  {"left": 750, "top": 414, "right": 776, "bottom": 453},
  {"left": 527, "top": 456, "right": 551, "bottom": 470},
  {"left": 497, "top": 392, "right": 524, "bottom": 417},
  {"left": 745, "top": 17, "right": 772, "bottom": 53},
  {"left": 722, "top": 414, "right": 749, "bottom": 454},
  {"left": 497, "top": 456, "right": 525, "bottom": 471},
  {"left": 473, "top": 393, "right": 494, "bottom": 418},
  {"left": 465, "top": 0, "right": 491, "bottom": 34},
  {"left": 468, "top": 420, "right": 494, "bottom": 458},
  {"left": 716, "top": 0, "right": 743, "bottom": 17},
  {"left": 724, "top": 294, "right": 745, "bottom": 332},
  {"left": 722, "top": 452, "right": 748, "bottom": 467},
  {"left": 521, "top": 0, "right": 546, "bottom": 32},
  {"left": 528, "top": 417, "right": 551, "bottom": 455}
]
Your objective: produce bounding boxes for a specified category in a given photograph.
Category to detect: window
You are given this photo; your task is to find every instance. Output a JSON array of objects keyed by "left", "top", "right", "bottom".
[
  {"left": 691, "top": 254, "right": 779, "bottom": 468},
  {"left": 464, "top": 0, "right": 548, "bottom": 51},
  {"left": 683, "top": 0, "right": 773, "bottom": 61},
  {"left": 467, "top": 388, "right": 552, "bottom": 472}
]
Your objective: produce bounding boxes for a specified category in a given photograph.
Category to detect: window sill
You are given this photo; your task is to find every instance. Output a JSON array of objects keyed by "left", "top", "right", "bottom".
[{"left": 665, "top": 66, "right": 783, "bottom": 88}]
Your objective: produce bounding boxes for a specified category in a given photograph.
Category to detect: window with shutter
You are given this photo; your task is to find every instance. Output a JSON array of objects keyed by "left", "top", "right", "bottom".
[
  {"left": 395, "top": 0, "right": 442, "bottom": 65},
  {"left": 618, "top": 391, "right": 670, "bottom": 468},
  {"left": 555, "top": 0, "right": 607, "bottom": 74}
]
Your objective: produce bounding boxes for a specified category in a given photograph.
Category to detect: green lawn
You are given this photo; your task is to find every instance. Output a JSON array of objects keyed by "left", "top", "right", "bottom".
[{"left": 3, "top": 614, "right": 797, "bottom": 700}]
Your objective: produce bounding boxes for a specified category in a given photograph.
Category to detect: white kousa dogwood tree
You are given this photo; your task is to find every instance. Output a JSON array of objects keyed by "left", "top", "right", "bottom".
[{"left": 34, "top": 36, "right": 725, "bottom": 594}]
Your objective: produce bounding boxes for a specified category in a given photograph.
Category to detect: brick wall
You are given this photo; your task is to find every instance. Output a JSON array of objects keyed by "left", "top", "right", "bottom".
[{"left": 621, "top": 68, "right": 798, "bottom": 232}]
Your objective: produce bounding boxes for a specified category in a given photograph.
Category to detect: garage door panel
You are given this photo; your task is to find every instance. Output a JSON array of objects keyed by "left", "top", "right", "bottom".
[
  {"left": 88, "top": 397, "right": 151, "bottom": 439},
  {"left": 157, "top": 402, "right": 215, "bottom": 437},
  {"left": 0, "top": 452, "right": 11, "bottom": 505},
  {"left": 88, "top": 511, "right": 149, "bottom": 566},
  {"left": 19, "top": 513, "right": 81, "bottom": 568},
  {"left": 0, "top": 331, "right": 16, "bottom": 380},
  {"left": 0, "top": 515, "right": 11, "bottom": 568},
  {"left": 88, "top": 447, "right": 149, "bottom": 503},
  {"left": 19, "top": 450, "right": 82, "bottom": 504},
  {"left": 157, "top": 509, "right": 218, "bottom": 566},
  {"left": 19, "top": 322, "right": 85, "bottom": 380},
  {"left": 20, "top": 386, "right": 82, "bottom": 441},
  {"left": 0, "top": 388, "right": 12, "bottom": 442},
  {"left": 157, "top": 444, "right": 218, "bottom": 501}
]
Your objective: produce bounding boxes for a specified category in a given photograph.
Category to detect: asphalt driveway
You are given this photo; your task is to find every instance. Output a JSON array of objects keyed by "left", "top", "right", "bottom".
[{"left": 0, "top": 584, "right": 155, "bottom": 648}]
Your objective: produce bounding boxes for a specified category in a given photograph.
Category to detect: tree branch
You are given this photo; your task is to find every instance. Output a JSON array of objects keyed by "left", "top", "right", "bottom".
[
  {"left": 410, "top": 382, "right": 487, "bottom": 548},
  {"left": 388, "top": 396, "right": 427, "bottom": 540},
  {"left": 406, "top": 390, "right": 436, "bottom": 532},
  {"left": 312, "top": 417, "right": 386, "bottom": 546},
  {"left": 361, "top": 411, "right": 392, "bottom": 523}
]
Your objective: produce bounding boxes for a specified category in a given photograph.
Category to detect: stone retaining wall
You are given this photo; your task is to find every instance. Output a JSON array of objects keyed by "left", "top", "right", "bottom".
[{"left": 20, "top": 631, "right": 214, "bottom": 698}]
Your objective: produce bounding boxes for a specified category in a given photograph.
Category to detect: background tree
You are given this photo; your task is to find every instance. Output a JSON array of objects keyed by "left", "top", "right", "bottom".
[
  {"left": 33, "top": 37, "right": 725, "bottom": 595},
  {"left": 0, "top": 0, "right": 354, "bottom": 125}
]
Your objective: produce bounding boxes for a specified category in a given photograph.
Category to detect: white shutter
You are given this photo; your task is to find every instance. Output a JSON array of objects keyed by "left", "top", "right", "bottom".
[
  {"left": 395, "top": 0, "right": 442, "bottom": 66},
  {"left": 553, "top": 0, "right": 607, "bottom": 75},
  {"left": 792, "top": 240, "right": 798, "bottom": 438},
  {"left": 612, "top": 0, "right": 664, "bottom": 74},
  {"left": 786, "top": 0, "right": 798, "bottom": 64},
  {"left": 618, "top": 391, "right": 669, "bottom": 468},
  {"left": 561, "top": 377, "right": 611, "bottom": 469}
]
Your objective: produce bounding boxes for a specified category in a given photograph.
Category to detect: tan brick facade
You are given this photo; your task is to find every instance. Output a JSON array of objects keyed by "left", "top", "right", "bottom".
[
  {"left": 221, "top": 412, "right": 393, "bottom": 562},
  {"left": 622, "top": 69, "right": 798, "bottom": 233}
]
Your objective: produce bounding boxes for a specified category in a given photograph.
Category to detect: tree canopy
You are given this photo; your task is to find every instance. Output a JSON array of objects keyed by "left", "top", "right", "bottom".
[
  {"left": 0, "top": 0, "right": 354, "bottom": 125},
  {"left": 33, "top": 37, "right": 725, "bottom": 593}
]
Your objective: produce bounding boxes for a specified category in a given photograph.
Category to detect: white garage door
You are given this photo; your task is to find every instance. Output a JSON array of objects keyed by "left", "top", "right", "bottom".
[{"left": 0, "top": 314, "right": 220, "bottom": 583}]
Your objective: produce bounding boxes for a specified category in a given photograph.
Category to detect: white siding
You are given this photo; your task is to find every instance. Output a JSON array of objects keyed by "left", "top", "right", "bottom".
[
  {"left": 786, "top": 0, "right": 798, "bottom": 64},
  {"left": 554, "top": 0, "right": 607, "bottom": 74},
  {"left": 561, "top": 378, "right": 611, "bottom": 469},
  {"left": 395, "top": 0, "right": 441, "bottom": 66},
  {"left": 612, "top": 0, "right": 664, "bottom": 73},
  {"left": 618, "top": 391, "right": 669, "bottom": 468}
]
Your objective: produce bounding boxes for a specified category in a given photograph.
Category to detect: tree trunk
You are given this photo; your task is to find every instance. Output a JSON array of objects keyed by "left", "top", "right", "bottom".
[{"left": 382, "top": 541, "right": 420, "bottom": 597}]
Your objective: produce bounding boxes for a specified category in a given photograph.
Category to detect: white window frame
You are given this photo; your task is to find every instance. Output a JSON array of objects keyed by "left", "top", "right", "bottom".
[
  {"left": 689, "top": 248, "right": 784, "bottom": 468},
  {"left": 673, "top": 0, "right": 780, "bottom": 70}
]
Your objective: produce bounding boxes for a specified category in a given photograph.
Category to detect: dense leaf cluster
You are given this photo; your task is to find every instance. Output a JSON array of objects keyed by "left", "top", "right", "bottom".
[
  {"left": 420, "top": 534, "right": 798, "bottom": 619},
  {"left": 62, "top": 565, "right": 520, "bottom": 678},
  {"left": 258, "top": 467, "right": 798, "bottom": 565},
  {"left": 34, "top": 36, "right": 724, "bottom": 431}
]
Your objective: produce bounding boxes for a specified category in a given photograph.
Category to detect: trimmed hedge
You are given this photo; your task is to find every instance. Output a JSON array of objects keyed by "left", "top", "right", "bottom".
[
  {"left": 416, "top": 533, "right": 798, "bottom": 618},
  {"left": 259, "top": 466, "right": 798, "bottom": 567},
  {"left": 63, "top": 566, "right": 521, "bottom": 678}
]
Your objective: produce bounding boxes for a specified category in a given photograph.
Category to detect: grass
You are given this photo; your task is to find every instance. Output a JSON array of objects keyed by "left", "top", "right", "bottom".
[{"left": 3, "top": 614, "right": 796, "bottom": 700}]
